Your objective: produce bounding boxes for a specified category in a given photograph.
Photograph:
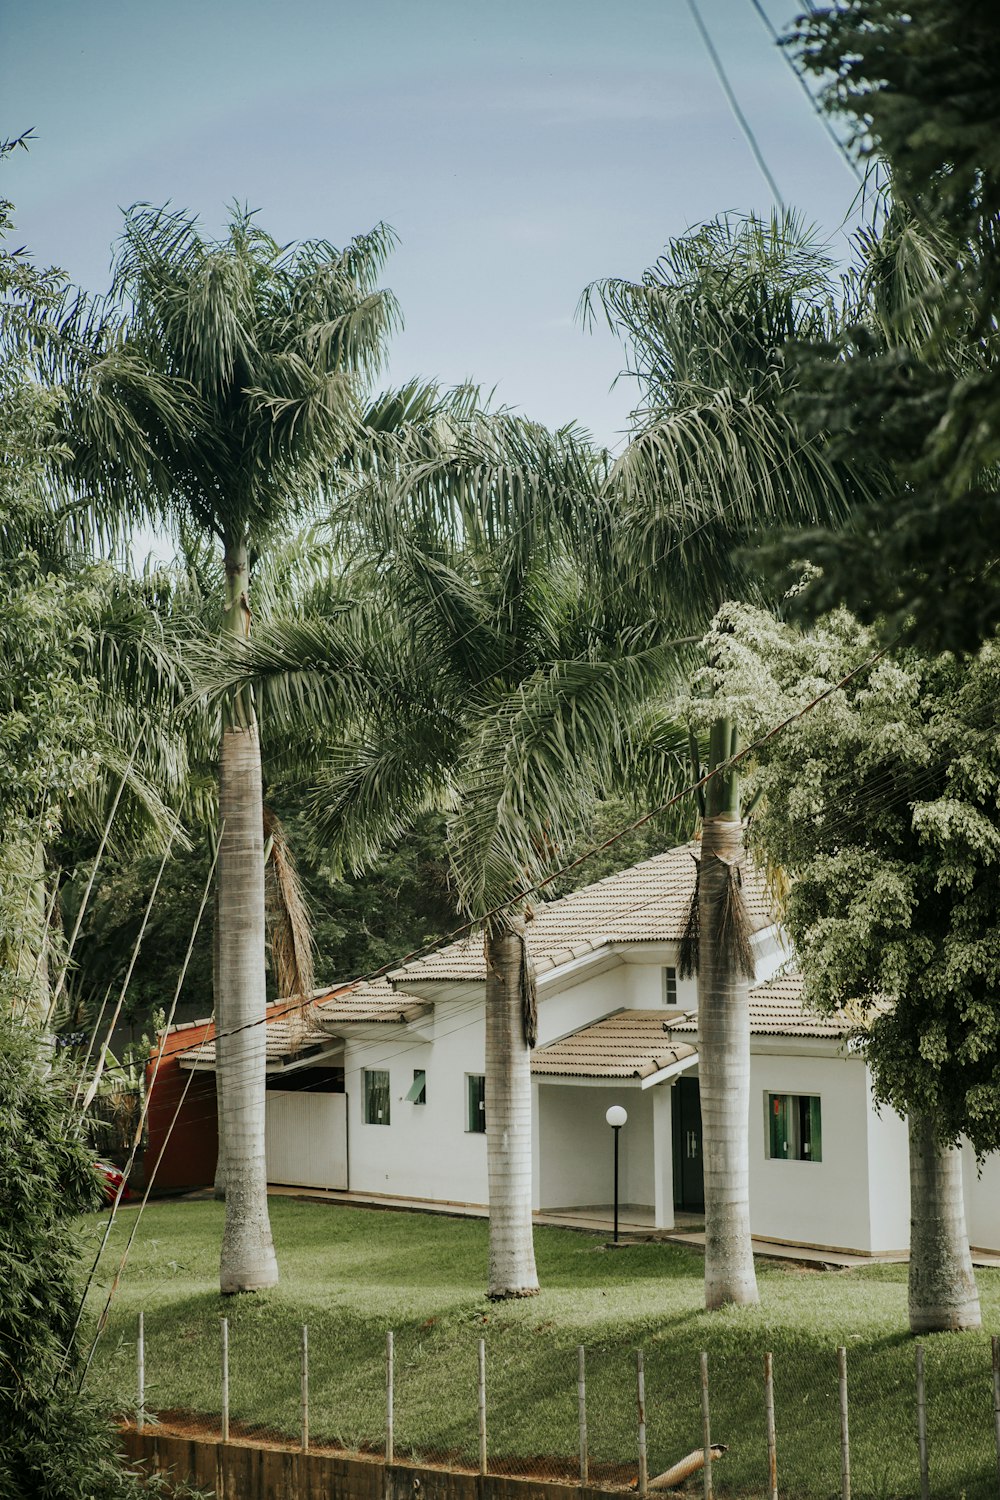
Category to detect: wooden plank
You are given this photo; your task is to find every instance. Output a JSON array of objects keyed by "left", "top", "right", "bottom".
[
  {"left": 836, "top": 1346, "right": 850, "bottom": 1500},
  {"left": 764, "top": 1351, "right": 777, "bottom": 1500}
]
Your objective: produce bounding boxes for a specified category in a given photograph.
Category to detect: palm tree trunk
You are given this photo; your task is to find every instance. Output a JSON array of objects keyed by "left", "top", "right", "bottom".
[
  {"left": 908, "top": 1110, "right": 980, "bottom": 1333},
  {"left": 698, "top": 719, "right": 759, "bottom": 1310},
  {"left": 216, "top": 538, "right": 277, "bottom": 1293},
  {"left": 485, "top": 919, "right": 539, "bottom": 1299},
  {"left": 212, "top": 885, "right": 226, "bottom": 1200}
]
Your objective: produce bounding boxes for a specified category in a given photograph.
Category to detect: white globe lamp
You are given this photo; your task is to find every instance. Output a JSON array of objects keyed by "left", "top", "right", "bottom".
[{"left": 605, "top": 1104, "right": 628, "bottom": 1241}]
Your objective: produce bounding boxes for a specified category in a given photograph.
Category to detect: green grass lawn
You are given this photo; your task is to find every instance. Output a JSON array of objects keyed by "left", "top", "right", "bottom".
[{"left": 83, "top": 1198, "right": 999, "bottom": 1498}]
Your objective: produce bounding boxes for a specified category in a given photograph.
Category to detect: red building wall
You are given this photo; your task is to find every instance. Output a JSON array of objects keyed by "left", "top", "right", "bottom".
[{"left": 145, "top": 1021, "right": 219, "bottom": 1190}]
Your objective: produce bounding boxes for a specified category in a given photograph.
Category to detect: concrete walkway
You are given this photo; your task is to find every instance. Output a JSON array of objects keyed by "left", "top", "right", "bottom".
[{"left": 266, "top": 1184, "right": 1000, "bottom": 1270}]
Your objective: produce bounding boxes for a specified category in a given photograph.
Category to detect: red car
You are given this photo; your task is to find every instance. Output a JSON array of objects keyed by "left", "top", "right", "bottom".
[{"left": 94, "top": 1161, "right": 132, "bottom": 1204}]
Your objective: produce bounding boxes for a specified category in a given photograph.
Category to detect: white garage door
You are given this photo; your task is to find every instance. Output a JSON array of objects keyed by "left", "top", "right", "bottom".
[{"left": 265, "top": 1090, "right": 348, "bottom": 1189}]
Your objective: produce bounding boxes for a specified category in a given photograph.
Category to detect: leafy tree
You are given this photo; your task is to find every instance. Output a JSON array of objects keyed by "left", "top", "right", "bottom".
[
  {"left": 585, "top": 210, "right": 861, "bottom": 1308},
  {"left": 0, "top": 138, "right": 84, "bottom": 1001},
  {"left": 0, "top": 142, "right": 202, "bottom": 1497},
  {"left": 0, "top": 1006, "right": 183, "bottom": 1498},
  {"left": 700, "top": 599, "right": 994, "bottom": 1331},
  {"left": 1, "top": 146, "right": 187, "bottom": 1028},
  {"left": 773, "top": 1, "right": 1000, "bottom": 652}
]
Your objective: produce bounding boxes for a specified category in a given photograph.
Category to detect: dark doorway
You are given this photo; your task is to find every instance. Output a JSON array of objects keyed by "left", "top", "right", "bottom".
[{"left": 672, "top": 1076, "right": 704, "bottom": 1212}]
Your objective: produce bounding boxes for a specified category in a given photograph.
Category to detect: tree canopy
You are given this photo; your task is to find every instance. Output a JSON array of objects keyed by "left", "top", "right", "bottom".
[
  {"left": 700, "top": 600, "right": 1000, "bottom": 1153},
  {"left": 769, "top": 1, "right": 1000, "bottom": 652}
]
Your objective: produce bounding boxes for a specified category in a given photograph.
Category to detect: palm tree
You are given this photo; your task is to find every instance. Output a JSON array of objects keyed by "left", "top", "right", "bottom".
[
  {"left": 49, "top": 204, "right": 400, "bottom": 1292},
  {"left": 208, "top": 413, "right": 684, "bottom": 1297},
  {"left": 585, "top": 211, "right": 860, "bottom": 1308}
]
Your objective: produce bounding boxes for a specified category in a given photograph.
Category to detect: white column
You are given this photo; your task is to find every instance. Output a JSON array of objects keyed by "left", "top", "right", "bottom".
[
  {"left": 652, "top": 1084, "right": 675, "bottom": 1230},
  {"left": 531, "top": 1078, "right": 542, "bottom": 1211}
]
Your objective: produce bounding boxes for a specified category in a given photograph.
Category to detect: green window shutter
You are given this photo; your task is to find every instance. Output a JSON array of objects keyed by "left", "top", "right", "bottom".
[
  {"left": 406, "top": 1070, "right": 426, "bottom": 1105},
  {"left": 467, "top": 1075, "right": 486, "bottom": 1133},
  {"left": 768, "top": 1094, "right": 790, "bottom": 1158},
  {"left": 365, "top": 1069, "right": 390, "bottom": 1125},
  {"left": 808, "top": 1095, "right": 822, "bottom": 1162},
  {"left": 768, "top": 1093, "right": 821, "bottom": 1161}
]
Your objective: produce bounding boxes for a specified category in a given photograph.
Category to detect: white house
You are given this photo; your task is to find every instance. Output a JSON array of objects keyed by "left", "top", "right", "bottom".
[{"left": 167, "top": 842, "right": 992, "bottom": 1257}]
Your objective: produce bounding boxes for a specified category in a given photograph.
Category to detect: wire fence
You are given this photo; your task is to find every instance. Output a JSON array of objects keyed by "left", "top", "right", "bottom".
[{"left": 104, "top": 1313, "right": 1000, "bottom": 1498}]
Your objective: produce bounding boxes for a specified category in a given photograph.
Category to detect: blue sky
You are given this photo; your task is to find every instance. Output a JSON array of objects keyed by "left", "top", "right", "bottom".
[{"left": 3, "top": 0, "right": 860, "bottom": 451}]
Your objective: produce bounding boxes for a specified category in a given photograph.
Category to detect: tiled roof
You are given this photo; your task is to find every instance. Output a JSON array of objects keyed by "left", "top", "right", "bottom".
[
  {"left": 176, "top": 1016, "right": 330, "bottom": 1069},
  {"left": 176, "top": 979, "right": 429, "bottom": 1067},
  {"left": 668, "top": 973, "right": 849, "bottom": 1039},
  {"left": 532, "top": 1010, "right": 697, "bottom": 1079},
  {"left": 312, "top": 976, "right": 431, "bottom": 1026},
  {"left": 392, "top": 843, "right": 774, "bottom": 985}
]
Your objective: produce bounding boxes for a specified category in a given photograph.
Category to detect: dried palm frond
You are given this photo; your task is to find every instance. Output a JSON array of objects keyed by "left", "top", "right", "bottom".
[
  {"left": 678, "top": 853, "right": 701, "bottom": 979},
  {"left": 263, "top": 806, "right": 314, "bottom": 1047},
  {"left": 716, "top": 856, "right": 756, "bottom": 982},
  {"left": 519, "top": 931, "right": 538, "bottom": 1049}
]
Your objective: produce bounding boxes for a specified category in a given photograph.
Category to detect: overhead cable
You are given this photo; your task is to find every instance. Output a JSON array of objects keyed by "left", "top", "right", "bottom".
[{"left": 685, "top": 0, "right": 785, "bottom": 209}]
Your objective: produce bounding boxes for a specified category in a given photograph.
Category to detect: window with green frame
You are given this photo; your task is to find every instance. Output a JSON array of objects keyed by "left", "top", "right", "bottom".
[
  {"left": 767, "top": 1093, "right": 822, "bottom": 1162},
  {"left": 364, "top": 1069, "right": 390, "bottom": 1125},
  {"left": 467, "top": 1074, "right": 486, "bottom": 1133}
]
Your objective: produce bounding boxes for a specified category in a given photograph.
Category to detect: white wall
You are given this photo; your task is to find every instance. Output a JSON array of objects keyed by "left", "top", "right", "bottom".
[
  {"left": 619, "top": 962, "right": 698, "bottom": 1011},
  {"left": 330, "top": 962, "right": 651, "bottom": 1205},
  {"left": 623, "top": 1089, "right": 655, "bottom": 1205},
  {"left": 749, "top": 1051, "right": 879, "bottom": 1252},
  {"left": 963, "top": 1146, "right": 1000, "bottom": 1252},
  {"left": 343, "top": 1007, "right": 489, "bottom": 1204},
  {"left": 336, "top": 954, "right": 684, "bottom": 1207},
  {"left": 864, "top": 1086, "right": 910, "bottom": 1252},
  {"left": 536, "top": 1081, "right": 652, "bottom": 1210},
  {"left": 266, "top": 1092, "right": 347, "bottom": 1189},
  {"left": 536, "top": 959, "right": 671, "bottom": 1047},
  {"left": 751, "top": 927, "right": 793, "bottom": 985}
]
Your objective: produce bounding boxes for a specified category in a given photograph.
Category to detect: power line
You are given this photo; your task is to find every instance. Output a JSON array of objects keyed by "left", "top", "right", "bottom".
[
  {"left": 685, "top": 0, "right": 784, "bottom": 210},
  {"left": 746, "top": 0, "right": 863, "bottom": 186}
]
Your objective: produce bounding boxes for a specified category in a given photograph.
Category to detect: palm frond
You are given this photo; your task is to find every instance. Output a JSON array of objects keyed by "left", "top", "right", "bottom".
[
  {"left": 582, "top": 210, "right": 838, "bottom": 408},
  {"left": 308, "top": 715, "right": 461, "bottom": 877},
  {"left": 448, "top": 645, "right": 679, "bottom": 917},
  {"left": 190, "top": 599, "right": 443, "bottom": 744},
  {"left": 263, "top": 806, "right": 314, "bottom": 1003}
]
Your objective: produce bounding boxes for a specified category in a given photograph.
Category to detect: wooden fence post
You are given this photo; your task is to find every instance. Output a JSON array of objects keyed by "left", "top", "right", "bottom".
[
  {"left": 301, "top": 1324, "right": 309, "bottom": 1453},
  {"left": 637, "top": 1350, "right": 648, "bottom": 1499},
  {"left": 578, "top": 1345, "right": 588, "bottom": 1486},
  {"left": 992, "top": 1336, "right": 1000, "bottom": 1494},
  {"left": 221, "top": 1317, "right": 229, "bottom": 1444},
  {"left": 386, "top": 1330, "right": 394, "bottom": 1465},
  {"left": 915, "top": 1342, "right": 929, "bottom": 1500},
  {"left": 764, "top": 1351, "right": 777, "bottom": 1500},
  {"left": 700, "top": 1352, "right": 713, "bottom": 1500},
  {"left": 136, "top": 1311, "right": 145, "bottom": 1434},
  {"left": 478, "top": 1338, "right": 488, "bottom": 1476},
  {"left": 837, "top": 1346, "right": 850, "bottom": 1500}
]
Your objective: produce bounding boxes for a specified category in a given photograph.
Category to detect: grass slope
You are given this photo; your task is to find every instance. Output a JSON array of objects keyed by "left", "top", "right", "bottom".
[{"left": 83, "top": 1199, "right": 999, "bottom": 1498}]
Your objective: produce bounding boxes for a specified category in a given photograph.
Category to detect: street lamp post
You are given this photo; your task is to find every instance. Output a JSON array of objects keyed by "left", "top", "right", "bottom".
[{"left": 605, "top": 1105, "right": 628, "bottom": 1244}]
